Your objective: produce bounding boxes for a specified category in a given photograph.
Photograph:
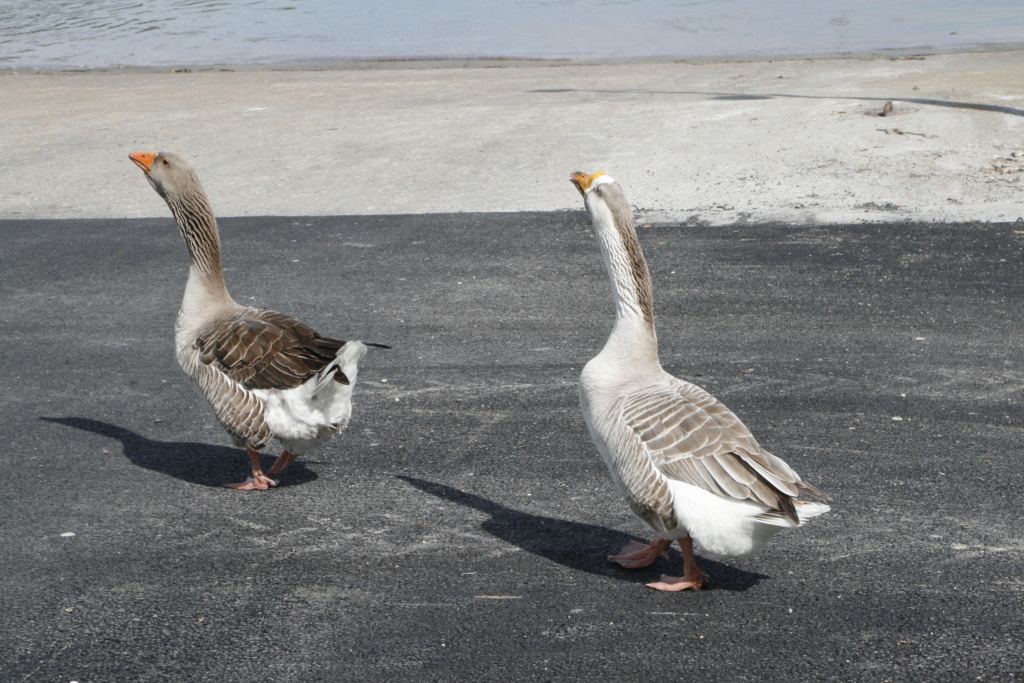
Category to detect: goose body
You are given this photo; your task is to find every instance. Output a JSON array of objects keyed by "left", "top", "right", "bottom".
[
  {"left": 571, "top": 171, "right": 829, "bottom": 590},
  {"left": 130, "top": 151, "right": 387, "bottom": 489}
]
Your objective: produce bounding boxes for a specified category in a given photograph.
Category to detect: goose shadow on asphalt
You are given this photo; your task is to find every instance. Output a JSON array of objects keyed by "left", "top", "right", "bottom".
[
  {"left": 397, "top": 475, "right": 768, "bottom": 590},
  {"left": 40, "top": 416, "right": 319, "bottom": 488}
]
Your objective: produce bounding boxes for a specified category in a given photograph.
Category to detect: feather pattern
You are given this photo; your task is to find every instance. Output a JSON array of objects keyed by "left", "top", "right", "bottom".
[
  {"left": 178, "top": 343, "right": 273, "bottom": 450},
  {"left": 575, "top": 171, "right": 828, "bottom": 562},
  {"left": 195, "top": 309, "right": 351, "bottom": 391},
  {"left": 621, "top": 377, "right": 811, "bottom": 521}
]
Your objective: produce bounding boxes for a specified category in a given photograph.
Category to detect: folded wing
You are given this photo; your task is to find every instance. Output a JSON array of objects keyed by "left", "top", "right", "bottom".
[
  {"left": 195, "top": 309, "right": 349, "bottom": 390},
  {"left": 622, "top": 377, "right": 827, "bottom": 524}
]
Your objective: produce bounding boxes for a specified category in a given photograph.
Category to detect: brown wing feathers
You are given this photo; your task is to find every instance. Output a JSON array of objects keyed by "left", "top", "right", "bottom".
[{"left": 195, "top": 310, "right": 349, "bottom": 390}]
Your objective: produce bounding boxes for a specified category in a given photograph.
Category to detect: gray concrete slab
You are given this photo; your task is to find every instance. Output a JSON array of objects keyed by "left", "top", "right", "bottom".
[
  {"left": 3, "top": 51, "right": 1024, "bottom": 225},
  {"left": 1, "top": 212, "right": 1021, "bottom": 680}
]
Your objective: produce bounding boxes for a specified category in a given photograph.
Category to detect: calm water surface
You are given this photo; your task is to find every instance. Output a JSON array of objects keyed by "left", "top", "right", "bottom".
[{"left": 1, "top": 0, "right": 1022, "bottom": 68}]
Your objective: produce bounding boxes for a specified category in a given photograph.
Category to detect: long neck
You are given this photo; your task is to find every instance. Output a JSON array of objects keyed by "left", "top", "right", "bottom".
[
  {"left": 588, "top": 194, "right": 656, "bottom": 335},
  {"left": 586, "top": 190, "right": 660, "bottom": 369},
  {"left": 164, "top": 184, "right": 234, "bottom": 322}
]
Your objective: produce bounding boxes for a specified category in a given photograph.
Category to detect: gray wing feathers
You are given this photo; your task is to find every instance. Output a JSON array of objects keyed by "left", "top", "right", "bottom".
[
  {"left": 608, "top": 429, "right": 678, "bottom": 532},
  {"left": 622, "top": 377, "right": 822, "bottom": 521}
]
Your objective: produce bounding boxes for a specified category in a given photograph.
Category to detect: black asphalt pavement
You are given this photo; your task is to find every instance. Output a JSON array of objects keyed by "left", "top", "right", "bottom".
[{"left": 2, "top": 213, "right": 1022, "bottom": 680}]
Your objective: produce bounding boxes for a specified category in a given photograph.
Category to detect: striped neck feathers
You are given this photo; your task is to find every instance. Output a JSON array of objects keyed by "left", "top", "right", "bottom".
[
  {"left": 164, "top": 180, "right": 227, "bottom": 286},
  {"left": 585, "top": 181, "right": 655, "bottom": 330}
]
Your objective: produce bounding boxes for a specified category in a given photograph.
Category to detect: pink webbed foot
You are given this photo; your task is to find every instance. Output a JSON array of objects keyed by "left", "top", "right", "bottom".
[
  {"left": 608, "top": 538, "right": 671, "bottom": 569},
  {"left": 224, "top": 473, "right": 278, "bottom": 490},
  {"left": 646, "top": 571, "right": 709, "bottom": 592},
  {"left": 224, "top": 448, "right": 278, "bottom": 491},
  {"left": 645, "top": 537, "right": 709, "bottom": 592}
]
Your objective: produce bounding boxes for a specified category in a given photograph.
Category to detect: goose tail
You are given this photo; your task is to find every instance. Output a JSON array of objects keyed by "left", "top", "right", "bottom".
[
  {"left": 312, "top": 341, "right": 369, "bottom": 396},
  {"left": 753, "top": 500, "right": 831, "bottom": 528}
]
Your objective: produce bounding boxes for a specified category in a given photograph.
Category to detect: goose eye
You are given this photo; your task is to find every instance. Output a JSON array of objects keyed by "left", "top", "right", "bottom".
[{"left": 162, "top": 159, "right": 169, "bottom": 165}]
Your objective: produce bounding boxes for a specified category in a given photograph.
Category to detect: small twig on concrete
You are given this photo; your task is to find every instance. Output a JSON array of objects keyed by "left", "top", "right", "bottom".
[{"left": 876, "top": 128, "right": 937, "bottom": 138}]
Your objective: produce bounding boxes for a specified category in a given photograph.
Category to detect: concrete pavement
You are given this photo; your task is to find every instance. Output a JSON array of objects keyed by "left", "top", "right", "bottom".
[{"left": 2, "top": 50, "right": 1023, "bottom": 225}]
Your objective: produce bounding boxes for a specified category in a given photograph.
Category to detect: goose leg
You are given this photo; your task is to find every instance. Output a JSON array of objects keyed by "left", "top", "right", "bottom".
[
  {"left": 608, "top": 537, "right": 671, "bottom": 568},
  {"left": 266, "top": 450, "right": 297, "bottom": 476},
  {"left": 646, "top": 537, "right": 709, "bottom": 592},
  {"left": 225, "top": 448, "right": 278, "bottom": 490}
]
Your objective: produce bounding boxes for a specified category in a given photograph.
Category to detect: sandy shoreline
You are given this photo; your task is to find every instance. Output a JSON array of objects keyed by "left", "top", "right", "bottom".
[
  {"left": 2, "top": 50, "right": 1022, "bottom": 224},
  {"left": 6, "top": 41, "right": 1023, "bottom": 74}
]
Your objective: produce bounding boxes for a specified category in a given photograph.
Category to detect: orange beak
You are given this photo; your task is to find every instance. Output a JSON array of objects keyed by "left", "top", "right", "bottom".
[
  {"left": 570, "top": 171, "right": 589, "bottom": 197},
  {"left": 129, "top": 152, "right": 157, "bottom": 174},
  {"left": 570, "top": 171, "right": 605, "bottom": 196}
]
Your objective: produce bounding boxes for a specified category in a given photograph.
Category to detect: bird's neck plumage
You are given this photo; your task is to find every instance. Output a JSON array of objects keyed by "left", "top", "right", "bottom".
[
  {"left": 165, "top": 183, "right": 235, "bottom": 331},
  {"left": 586, "top": 191, "right": 658, "bottom": 360}
]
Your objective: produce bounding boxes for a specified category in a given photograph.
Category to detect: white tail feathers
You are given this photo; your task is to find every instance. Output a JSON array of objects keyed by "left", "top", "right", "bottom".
[
  {"left": 312, "top": 341, "right": 369, "bottom": 396},
  {"left": 753, "top": 500, "right": 831, "bottom": 528}
]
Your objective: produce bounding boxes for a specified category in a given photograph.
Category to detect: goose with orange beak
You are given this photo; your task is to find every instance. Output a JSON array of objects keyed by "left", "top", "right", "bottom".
[
  {"left": 128, "top": 151, "right": 388, "bottom": 490},
  {"left": 571, "top": 170, "right": 830, "bottom": 591}
]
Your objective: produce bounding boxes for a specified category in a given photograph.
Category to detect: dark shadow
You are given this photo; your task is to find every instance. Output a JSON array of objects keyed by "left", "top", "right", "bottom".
[
  {"left": 713, "top": 94, "right": 774, "bottom": 101},
  {"left": 41, "top": 417, "right": 318, "bottom": 488},
  {"left": 529, "top": 88, "right": 1024, "bottom": 118},
  {"left": 398, "top": 475, "right": 766, "bottom": 591}
]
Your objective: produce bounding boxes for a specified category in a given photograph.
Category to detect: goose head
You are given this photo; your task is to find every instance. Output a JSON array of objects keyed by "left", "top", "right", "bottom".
[
  {"left": 129, "top": 151, "right": 202, "bottom": 201},
  {"left": 570, "top": 171, "right": 613, "bottom": 197}
]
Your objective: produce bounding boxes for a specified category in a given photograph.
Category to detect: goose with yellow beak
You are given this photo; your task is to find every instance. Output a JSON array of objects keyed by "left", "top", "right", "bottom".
[{"left": 571, "top": 171, "right": 829, "bottom": 591}]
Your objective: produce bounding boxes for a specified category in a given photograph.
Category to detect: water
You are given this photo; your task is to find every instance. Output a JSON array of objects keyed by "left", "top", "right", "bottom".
[{"left": 1, "top": 0, "right": 1022, "bottom": 69}]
